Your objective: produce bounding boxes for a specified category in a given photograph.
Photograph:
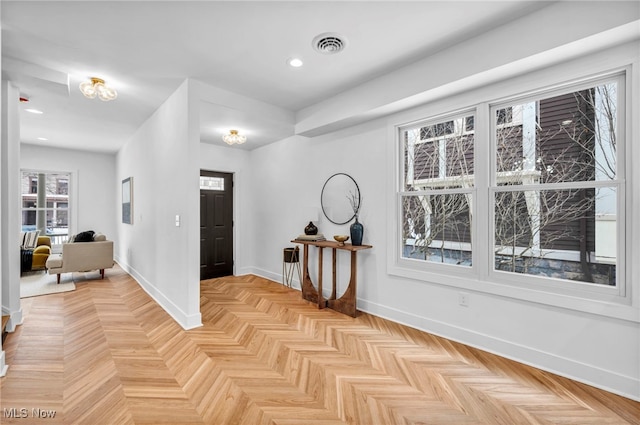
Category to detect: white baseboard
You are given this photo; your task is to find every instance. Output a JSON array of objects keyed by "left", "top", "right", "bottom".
[
  {"left": 248, "top": 267, "right": 301, "bottom": 291},
  {"left": 8, "top": 308, "right": 23, "bottom": 333},
  {"left": 115, "top": 258, "right": 202, "bottom": 330},
  {"left": 357, "top": 298, "right": 640, "bottom": 402},
  {"left": 0, "top": 350, "right": 7, "bottom": 377},
  {"left": 1, "top": 306, "right": 23, "bottom": 333},
  {"left": 235, "top": 266, "right": 257, "bottom": 278}
]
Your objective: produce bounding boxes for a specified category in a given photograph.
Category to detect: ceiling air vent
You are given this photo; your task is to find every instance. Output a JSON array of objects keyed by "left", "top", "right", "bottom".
[{"left": 313, "top": 33, "right": 347, "bottom": 54}]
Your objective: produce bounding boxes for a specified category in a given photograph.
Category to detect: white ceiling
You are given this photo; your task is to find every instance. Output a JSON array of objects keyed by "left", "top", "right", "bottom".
[{"left": 1, "top": 1, "right": 550, "bottom": 152}]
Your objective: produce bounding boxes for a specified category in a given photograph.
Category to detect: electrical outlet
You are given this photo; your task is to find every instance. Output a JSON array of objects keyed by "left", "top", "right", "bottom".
[{"left": 458, "top": 292, "right": 469, "bottom": 307}]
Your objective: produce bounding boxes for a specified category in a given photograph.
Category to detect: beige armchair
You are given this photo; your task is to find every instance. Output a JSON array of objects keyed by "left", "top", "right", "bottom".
[{"left": 46, "top": 239, "right": 114, "bottom": 284}]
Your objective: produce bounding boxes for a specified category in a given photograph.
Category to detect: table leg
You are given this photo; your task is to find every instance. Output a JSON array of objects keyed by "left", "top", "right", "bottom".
[
  {"left": 301, "top": 244, "right": 319, "bottom": 304},
  {"left": 327, "top": 250, "right": 357, "bottom": 317},
  {"left": 330, "top": 248, "right": 337, "bottom": 301},
  {"left": 317, "top": 247, "right": 325, "bottom": 308}
]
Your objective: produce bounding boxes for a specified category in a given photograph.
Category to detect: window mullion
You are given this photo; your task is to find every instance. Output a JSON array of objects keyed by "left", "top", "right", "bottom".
[
  {"left": 474, "top": 103, "right": 491, "bottom": 280},
  {"left": 492, "top": 180, "right": 622, "bottom": 193}
]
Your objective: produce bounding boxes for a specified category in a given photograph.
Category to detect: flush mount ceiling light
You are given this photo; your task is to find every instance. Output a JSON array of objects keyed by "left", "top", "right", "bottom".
[
  {"left": 79, "top": 77, "right": 117, "bottom": 101},
  {"left": 222, "top": 129, "right": 246, "bottom": 145},
  {"left": 312, "top": 32, "right": 347, "bottom": 54}
]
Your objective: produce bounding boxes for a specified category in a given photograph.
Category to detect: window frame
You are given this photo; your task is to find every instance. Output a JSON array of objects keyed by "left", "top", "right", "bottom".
[
  {"left": 398, "top": 110, "right": 477, "bottom": 276},
  {"left": 387, "top": 62, "right": 635, "bottom": 318},
  {"left": 488, "top": 73, "right": 626, "bottom": 298},
  {"left": 200, "top": 175, "right": 225, "bottom": 191},
  {"left": 20, "top": 169, "right": 77, "bottom": 248}
]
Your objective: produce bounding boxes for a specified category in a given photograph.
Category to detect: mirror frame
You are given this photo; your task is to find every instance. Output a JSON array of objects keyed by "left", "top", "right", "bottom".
[{"left": 320, "top": 172, "right": 361, "bottom": 225}]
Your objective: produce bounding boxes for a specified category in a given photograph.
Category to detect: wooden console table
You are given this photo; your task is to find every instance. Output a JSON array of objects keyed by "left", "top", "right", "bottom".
[{"left": 291, "top": 239, "right": 372, "bottom": 317}]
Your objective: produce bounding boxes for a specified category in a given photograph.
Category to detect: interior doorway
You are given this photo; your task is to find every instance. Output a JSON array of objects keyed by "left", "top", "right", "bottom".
[{"left": 200, "top": 170, "right": 234, "bottom": 280}]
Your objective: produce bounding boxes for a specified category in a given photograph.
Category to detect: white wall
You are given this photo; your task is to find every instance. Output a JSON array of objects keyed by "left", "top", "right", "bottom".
[
  {"left": 116, "top": 79, "right": 201, "bottom": 329},
  {"left": 0, "top": 17, "right": 4, "bottom": 376},
  {"left": 247, "top": 45, "right": 640, "bottom": 400},
  {"left": 20, "top": 144, "right": 117, "bottom": 244},
  {"left": 0, "top": 78, "right": 21, "bottom": 377},
  {"left": 247, "top": 129, "right": 382, "bottom": 286},
  {"left": 1, "top": 81, "right": 22, "bottom": 334}
]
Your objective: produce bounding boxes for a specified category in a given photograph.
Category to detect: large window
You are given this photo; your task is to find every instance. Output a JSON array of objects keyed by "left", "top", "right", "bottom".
[
  {"left": 402, "top": 113, "right": 475, "bottom": 266},
  {"left": 491, "top": 80, "right": 620, "bottom": 286},
  {"left": 21, "top": 171, "right": 72, "bottom": 245},
  {"left": 396, "top": 73, "right": 625, "bottom": 297}
]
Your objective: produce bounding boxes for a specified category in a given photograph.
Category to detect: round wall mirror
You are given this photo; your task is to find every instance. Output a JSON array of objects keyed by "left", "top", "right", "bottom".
[{"left": 321, "top": 173, "right": 360, "bottom": 225}]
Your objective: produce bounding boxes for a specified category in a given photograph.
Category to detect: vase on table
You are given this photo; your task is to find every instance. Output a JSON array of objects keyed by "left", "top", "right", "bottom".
[
  {"left": 304, "top": 221, "right": 318, "bottom": 235},
  {"left": 350, "top": 216, "right": 363, "bottom": 246}
]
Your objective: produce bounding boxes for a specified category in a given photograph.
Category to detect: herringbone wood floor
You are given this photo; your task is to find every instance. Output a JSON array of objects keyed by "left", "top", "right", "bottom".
[{"left": 1, "top": 266, "right": 638, "bottom": 424}]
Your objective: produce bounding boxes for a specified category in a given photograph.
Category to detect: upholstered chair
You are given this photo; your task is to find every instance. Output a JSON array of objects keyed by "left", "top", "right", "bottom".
[
  {"left": 46, "top": 234, "right": 114, "bottom": 284},
  {"left": 32, "top": 236, "right": 52, "bottom": 270}
]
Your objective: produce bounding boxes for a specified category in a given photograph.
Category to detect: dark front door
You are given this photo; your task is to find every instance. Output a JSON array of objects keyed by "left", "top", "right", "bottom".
[{"left": 200, "top": 171, "right": 233, "bottom": 279}]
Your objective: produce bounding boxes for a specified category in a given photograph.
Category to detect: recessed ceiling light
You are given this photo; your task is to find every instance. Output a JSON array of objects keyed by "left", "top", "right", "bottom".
[
  {"left": 287, "top": 57, "right": 303, "bottom": 68},
  {"left": 25, "top": 108, "right": 43, "bottom": 114},
  {"left": 37, "top": 137, "right": 48, "bottom": 141}
]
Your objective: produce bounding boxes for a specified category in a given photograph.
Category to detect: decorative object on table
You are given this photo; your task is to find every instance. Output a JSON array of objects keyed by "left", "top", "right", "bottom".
[
  {"left": 349, "top": 216, "right": 364, "bottom": 246},
  {"left": 295, "top": 233, "right": 326, "bottom": 242},
  {"left": 122, "top": 177, "right": 133, "bottom": 224},
  {"left": 348, "top": 190, "right": 364, "bottom": 246},
  {"left": 282, "top": 247, "right": 302, "bottom": 288},
  {"left": 321, "top": 173, "right": 360, "bottom": 225},
  {"left": 304, "top": 221, "right": 318, "bottom": 235},
  {"left": 350, "top": 217, "right": 363, "bottom": 246},
  {"left": 333, "top": 235, "right": 349, "bottom": 246}
]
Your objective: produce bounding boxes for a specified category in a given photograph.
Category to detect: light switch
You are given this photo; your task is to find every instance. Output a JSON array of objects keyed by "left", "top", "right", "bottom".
[{"left": 175, "top": 214, "right": 180, "bottom": 227}]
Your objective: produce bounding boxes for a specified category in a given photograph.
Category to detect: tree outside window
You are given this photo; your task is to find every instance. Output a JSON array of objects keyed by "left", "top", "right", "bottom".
[
  {"left": 402, "top": 114, "right": 475, "bottom": 266},
  {"left": 492, "top": 81, "right": 618, "bottom": 285}
]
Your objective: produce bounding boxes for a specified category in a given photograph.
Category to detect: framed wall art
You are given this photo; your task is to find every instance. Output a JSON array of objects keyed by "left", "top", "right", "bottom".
[{"left": 122, "top": 177, "right": 133, "bottom": 224}]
